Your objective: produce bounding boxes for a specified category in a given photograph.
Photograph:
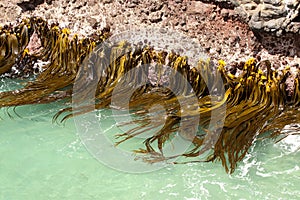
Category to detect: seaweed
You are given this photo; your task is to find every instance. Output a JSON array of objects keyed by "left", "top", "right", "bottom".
[
  {"left": 0, "top": 17, "right": 299, "bottom": 173},
  {"left": 0, "top": 17, "right": 109, "bottom": 106}
]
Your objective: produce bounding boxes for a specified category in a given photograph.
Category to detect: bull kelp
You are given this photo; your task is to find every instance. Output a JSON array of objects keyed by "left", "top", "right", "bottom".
[{"left": 0, "top": 17, "right": 299, "bottom": 173}]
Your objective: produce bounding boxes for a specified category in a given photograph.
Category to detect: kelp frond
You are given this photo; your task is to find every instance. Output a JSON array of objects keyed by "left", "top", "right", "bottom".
[
  {"left": 0, "top": 17, "right": 299, "bottom": 173},
  {"left": 0, "top": 17, "right": 110, "bottom": 106}
]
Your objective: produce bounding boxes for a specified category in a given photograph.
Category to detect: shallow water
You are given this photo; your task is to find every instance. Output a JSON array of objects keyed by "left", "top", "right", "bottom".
[{"left": 0, "top": 79, "right": 299, "bottom": 199}]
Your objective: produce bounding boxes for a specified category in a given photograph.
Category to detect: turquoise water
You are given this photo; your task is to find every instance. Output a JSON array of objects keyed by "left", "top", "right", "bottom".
[{"left": 0, "top": 79, "right": 299, "bottom": 199}]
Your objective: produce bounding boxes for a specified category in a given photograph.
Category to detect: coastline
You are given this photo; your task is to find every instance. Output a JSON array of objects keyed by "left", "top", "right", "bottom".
[{"left": 1, "top": 0, "right": 299, "bottom": 70}]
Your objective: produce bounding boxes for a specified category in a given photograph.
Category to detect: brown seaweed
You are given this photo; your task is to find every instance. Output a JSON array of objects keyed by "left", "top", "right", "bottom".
[
  {"left": 0, "top": 17, "right": 299, "bottom": 173},
  {"left": 0, "top": 17, "right": 110, "bottom": 106}
]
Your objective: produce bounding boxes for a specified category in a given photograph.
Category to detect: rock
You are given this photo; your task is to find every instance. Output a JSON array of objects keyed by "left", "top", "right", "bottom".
[
  {"left": 17, "top": 0, "right": 45, "bottom": 11},
  {"left": 103, "top": 0, "right": 112, "bottom": 4},
  {"left": 110, "top": 10, "right": 118, "bottom": 17},
  {"left": 149, "top": 11, "right": 162, "bottom": 23},
  {"left": 201, "top": 0, "right": 238, "bottom": 8},
  {"left": 86, "top": 0, "right": 96, "bottom": 6},
  {"left": 126, "top": 0, "right": 140, "bottom": 8},
  {"left": 89, "top": 17, "right": 97, "bottom": 27},
  {"left": 187, "top": 1, "right": 212, "bottom": 15},
  {"left": 0, "top": 1, "right": 22, "bottom": 25},
  {"left": 235, "top": 0, "right": 300, "bottom": 34},
  {"left": 221, "top": 9, "right": 229, "bottom": 20},
  {"left": 127, "top": 3, "right": 137, "bottom": 8},
  {"left": 149, "top": 2, "right": 164, "bottom": 12}
]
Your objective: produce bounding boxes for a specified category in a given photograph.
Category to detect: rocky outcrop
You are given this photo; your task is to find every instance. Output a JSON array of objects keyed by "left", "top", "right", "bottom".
[
  {"left": 0, "top": 0, "right": 299, "bottom": 72},
  {"left": 235, "top": 0, "right": 300, "bottom": 35},
  {"left": 200, "top": 0, "right": 300, "bottom": 35},
  {"left": 2, "top": 0, "right": 300, "bottom": 35}
]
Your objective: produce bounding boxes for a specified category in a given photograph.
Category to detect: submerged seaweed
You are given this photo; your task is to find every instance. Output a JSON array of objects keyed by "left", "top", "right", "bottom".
[{"left": 0, "top": 17, "right": 299, "bottom": 173}]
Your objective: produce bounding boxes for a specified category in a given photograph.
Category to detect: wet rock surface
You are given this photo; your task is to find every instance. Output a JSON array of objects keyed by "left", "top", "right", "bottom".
[{"left": 0, "top": 0, "right": 299, "bottom": 72}]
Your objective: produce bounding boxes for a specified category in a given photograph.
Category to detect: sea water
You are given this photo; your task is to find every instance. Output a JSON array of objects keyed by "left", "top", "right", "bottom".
[{"left": 0, "top": 79, "right": 299, "bottom": 200}]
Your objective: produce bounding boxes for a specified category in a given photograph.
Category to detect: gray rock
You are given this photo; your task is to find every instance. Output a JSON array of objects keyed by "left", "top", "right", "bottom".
[
  {"left": 17, "top": 0, "right": 45, "bottom": 11},
  {"left": 235, "top": 0, "right": 300, "bottom": 34}
]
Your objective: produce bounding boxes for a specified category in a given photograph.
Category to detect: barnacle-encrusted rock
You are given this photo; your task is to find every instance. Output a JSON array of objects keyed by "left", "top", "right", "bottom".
[
  {"left": 0, "top": 0, "right": 22, "bottom": 25},
  {"left": 0, "top": 0, "right": 299, "bottom": 76}
]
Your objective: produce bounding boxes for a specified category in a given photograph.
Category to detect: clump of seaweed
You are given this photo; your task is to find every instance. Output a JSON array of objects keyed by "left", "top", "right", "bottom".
[
  {"left": 0, "top": 17, "right": 299, "bottom": 173},
  {"left": 0, "top": 17, "right": 110, "bottom": 106},
  {"left": 0, "top": 18, "right": 32, "bottom": 75}
]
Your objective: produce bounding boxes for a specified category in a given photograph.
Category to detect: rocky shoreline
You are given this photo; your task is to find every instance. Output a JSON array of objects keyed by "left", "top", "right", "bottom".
[{"left": 1, "top": 0, "right": 299, "bottom": 71}]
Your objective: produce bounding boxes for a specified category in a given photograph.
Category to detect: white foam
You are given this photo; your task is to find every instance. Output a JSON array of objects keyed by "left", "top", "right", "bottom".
[{"left": 275, "top": 125, "right": 300, "bottom": 153}]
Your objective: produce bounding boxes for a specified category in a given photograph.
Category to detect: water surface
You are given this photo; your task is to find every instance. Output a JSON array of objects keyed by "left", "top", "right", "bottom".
[{"left": 0, "top": 79, "right": 299, "bottom": 199}]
